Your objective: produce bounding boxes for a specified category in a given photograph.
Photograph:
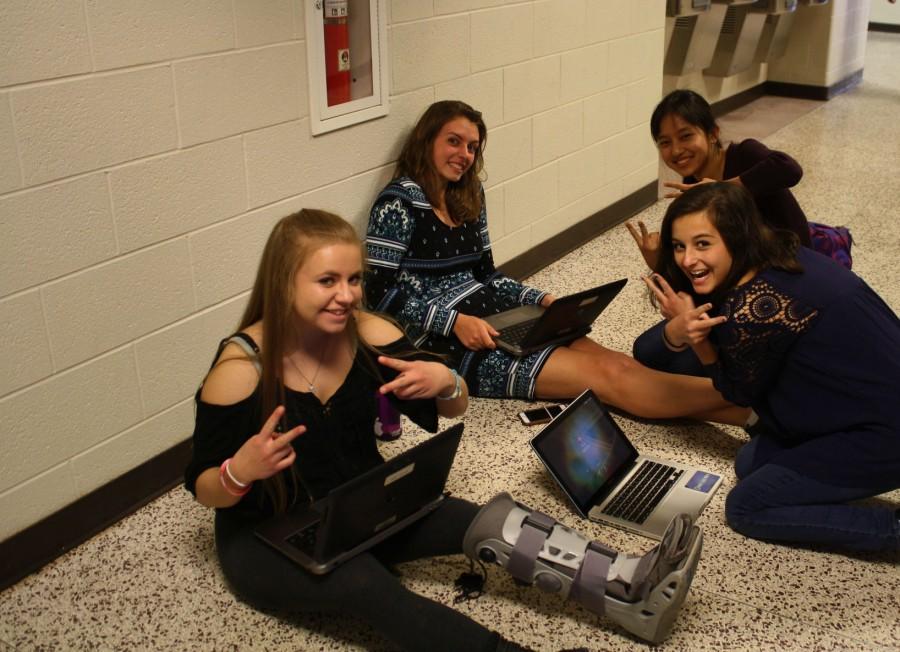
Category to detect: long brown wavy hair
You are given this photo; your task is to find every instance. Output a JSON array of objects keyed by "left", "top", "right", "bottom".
[
  {"left": 237, "top": 208, "right": 363, "bottom": 511},
  {"left": 394, "top": 100, "right": 487, "bottom": 224}
]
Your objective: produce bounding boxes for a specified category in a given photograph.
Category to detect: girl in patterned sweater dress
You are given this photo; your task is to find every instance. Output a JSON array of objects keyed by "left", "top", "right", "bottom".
[{"left": 366, "top": 100, "right": 743, "bottom": 423}]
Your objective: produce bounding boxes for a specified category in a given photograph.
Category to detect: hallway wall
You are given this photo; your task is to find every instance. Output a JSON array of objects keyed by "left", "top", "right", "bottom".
[{"left": 0, "top": 0, "right": 875, "bottom": 543}]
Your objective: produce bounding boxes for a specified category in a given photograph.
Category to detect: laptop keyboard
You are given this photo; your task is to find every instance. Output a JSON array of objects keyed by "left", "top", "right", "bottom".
[
  {"left": 601, "top": 461, "right": 683, "bottom": 525},
  {"left": 498, "top": 319, "right": 539, "bottom": 346},
  {"left": 286, "top": 523, "right": 319, "bottom": 555}
]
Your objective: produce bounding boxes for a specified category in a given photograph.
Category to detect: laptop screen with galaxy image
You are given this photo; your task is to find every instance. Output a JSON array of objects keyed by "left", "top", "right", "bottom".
[{"left": 530, "top": 390, "right": 721, "bottom": 539}]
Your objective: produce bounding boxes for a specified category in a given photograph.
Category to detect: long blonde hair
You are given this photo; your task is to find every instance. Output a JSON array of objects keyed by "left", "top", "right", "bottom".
[{"left": 239, "top": 208, "right": 362, "bottom": 511}]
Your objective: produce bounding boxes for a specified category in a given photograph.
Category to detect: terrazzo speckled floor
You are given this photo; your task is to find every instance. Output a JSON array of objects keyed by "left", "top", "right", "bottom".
[{"left": 3, "top": 32, "right": 899, "bottom": 652}]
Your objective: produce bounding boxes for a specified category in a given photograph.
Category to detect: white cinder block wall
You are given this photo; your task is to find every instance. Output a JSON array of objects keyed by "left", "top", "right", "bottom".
[
  {"left": 869, "top": 0, "right": 900, "bottom": 25},
  {"left": 0, "top": 0, "right": 666, "bottom": 541},
  {"left": 768, "top": 1, "right": 872, "bottom": 89},
  {"left": 664, "top": 1, "right": 871, "bottom": 100}
]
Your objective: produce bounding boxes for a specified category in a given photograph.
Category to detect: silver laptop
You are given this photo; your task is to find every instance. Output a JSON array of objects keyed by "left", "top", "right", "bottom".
[
  {"left": 255, "top": 423, "right": 463, "bottom": 574},
  {"left": 530, "top": 390, "right": 721, "bottom": 539},
  {"left": 484, "top": 279, "right": 627, "bottom": 356}
]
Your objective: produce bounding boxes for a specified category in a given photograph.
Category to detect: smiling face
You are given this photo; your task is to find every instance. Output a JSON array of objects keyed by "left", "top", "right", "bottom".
[
  {"left": 655, "top": 113, "right": 718, "bottom": 179},
  {"left": 430, "top": 116, "right": 480, "bottom": 185},
  {"left": 671, "top": 209, "right": 734, "bottom": 295},
  {"left": 292, "top": 241, "right": 363, "bottom": 334}
]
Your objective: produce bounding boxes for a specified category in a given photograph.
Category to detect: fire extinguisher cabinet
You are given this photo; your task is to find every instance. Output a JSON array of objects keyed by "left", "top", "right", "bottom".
[
  {"left": 323, "top": 0, "right": 352, "bottom": 106},
  {"left": 306, "top": 0, "right": 389, "bottom": 135}
]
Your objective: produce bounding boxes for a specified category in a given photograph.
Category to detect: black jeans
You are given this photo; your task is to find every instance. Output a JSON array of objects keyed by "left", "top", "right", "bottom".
[{"left": 214, "top": 497, "right": 497, "bottom": 652}]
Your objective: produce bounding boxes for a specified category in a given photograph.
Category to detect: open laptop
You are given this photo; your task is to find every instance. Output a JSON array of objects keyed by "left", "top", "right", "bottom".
[
  {"left": 530, "top": 390, "right": 721, "bottom": 540},
  {"left": 255, "top": 422, "right": 464, "bottom": 574},
  {"left": 484, "top": 279, "right": 627, "bottom": 356}
]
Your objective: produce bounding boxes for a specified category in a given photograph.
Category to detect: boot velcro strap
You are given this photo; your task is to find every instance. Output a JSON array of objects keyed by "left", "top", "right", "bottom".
[
  {"left": 507, "top": 511, "right": 554, "bottom": 582},
  {"left": 571, "top": 542, "right": 614, "bottom": 616}
]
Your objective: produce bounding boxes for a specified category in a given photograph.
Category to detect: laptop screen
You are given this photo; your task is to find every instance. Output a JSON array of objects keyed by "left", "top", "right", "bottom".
[{"left": 530, "top": 390, "right": 639, "bottom": 517}]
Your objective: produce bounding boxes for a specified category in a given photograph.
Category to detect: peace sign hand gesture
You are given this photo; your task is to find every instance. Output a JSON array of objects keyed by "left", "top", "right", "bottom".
[
  {"left": 671, "top": 301, "right": 727, "bottom": 347},
  {"left": 625, "top": 220, "right": 660, "bottom": 270},
  {"left": 642, "top": 273, "right": 695, "bottom": 320},
  {"left": 229, "top": 406, "right": 305, "bottom": 485},
  {"left": 641, "top": 273, "right": 726, "bottom": 348}
]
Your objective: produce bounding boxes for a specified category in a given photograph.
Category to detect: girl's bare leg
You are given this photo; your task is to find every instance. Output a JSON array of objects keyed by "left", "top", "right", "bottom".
[{"left": 535, "top": 339, "right": 747, "bottom": 424}]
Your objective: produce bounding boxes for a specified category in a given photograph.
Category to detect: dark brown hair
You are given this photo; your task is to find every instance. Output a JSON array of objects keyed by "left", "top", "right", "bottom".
[
  {"left": 656, "top": 182, "right": 802, "bottom": 307},
  {"left": 394, "top": 100, "right": 487, "bottom": 223},
  {"left": 650, "top": 89, "right": 723, "bottom": 158}
]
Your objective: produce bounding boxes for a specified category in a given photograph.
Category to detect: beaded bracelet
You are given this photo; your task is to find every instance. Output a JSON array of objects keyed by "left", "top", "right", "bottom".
[{"left": 219, "top": 458, "right": 251, "bottom": 497}]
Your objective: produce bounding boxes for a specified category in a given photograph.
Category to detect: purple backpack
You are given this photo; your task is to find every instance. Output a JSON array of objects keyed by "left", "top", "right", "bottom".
[{"left": 808, "top": 222, "right": 853, "bottom": 270}]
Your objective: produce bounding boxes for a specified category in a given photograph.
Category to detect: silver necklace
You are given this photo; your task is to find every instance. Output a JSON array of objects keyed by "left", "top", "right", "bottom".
[{"left": 286, "top": 344, "right": 327, "bottom": 393}]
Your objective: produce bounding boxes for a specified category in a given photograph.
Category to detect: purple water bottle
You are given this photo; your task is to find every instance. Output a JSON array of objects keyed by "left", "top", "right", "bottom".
[{"left": 374, "top": 392, "right": 402, "bottom": 441}]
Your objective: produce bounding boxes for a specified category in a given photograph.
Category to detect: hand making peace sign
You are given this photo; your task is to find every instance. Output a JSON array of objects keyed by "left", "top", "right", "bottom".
[
  {"left": 642, "top": 274, "right": 727, "bottom": 348},
  {"left": 625, "top": 220, "right": 660, "bottom": 270},
  {"left": 229, "top": 406, "right": 305, "bottom": 485}
]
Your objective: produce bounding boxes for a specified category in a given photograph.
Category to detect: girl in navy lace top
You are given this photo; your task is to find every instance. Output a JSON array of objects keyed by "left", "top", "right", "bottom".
[
  {"left": 645, "top": 182, "right": 900, "bottom": 552},
  {"left": 629, "top": 89, "right": 852, "bottom": 376}
]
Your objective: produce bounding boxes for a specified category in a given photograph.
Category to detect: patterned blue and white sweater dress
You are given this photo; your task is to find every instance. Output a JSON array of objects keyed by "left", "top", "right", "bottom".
[{"left": 365, "top": 178, "right": 556, "bottom": 399}]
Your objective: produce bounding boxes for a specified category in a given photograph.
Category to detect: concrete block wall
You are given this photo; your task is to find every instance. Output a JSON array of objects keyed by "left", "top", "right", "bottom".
[
  {"left": 0, "top": 0, "right": 666, "bottom": 541},
  {"left": 870, "top": 0, "right": 900, "bottom": 25},
  {"left": 823, "top": 1, "right": 871, "bottom": 87},
  {"left": 665, "top": 0, "right": 871, "bottom": 103},
  {"left": 766, "top": 0, "right": 870, "bottom": 90}
]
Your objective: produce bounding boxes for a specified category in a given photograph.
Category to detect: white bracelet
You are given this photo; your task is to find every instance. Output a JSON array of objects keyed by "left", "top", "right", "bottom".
[
  {"left": 224, "top": 458, "right": 250, "bottom": 488},
  {"left": 437, "top": 368, "right": 462, "bottom": 401}
]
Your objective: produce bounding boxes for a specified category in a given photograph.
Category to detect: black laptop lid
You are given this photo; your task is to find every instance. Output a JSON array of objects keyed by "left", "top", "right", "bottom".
[
  {"left": 317, "top": 422, "right": 464, "bottom": 560},
  {"left": 522, "top": 278, "right": 627, "bottom": 348},
  {"left": 529, "top": 389, "right": 639, "bottom": 518}
]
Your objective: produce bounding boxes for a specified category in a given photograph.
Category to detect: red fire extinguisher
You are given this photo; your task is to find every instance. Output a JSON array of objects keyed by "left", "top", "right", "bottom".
[{"left": 323, "top": 0, "right": 351, "bottom": 106}]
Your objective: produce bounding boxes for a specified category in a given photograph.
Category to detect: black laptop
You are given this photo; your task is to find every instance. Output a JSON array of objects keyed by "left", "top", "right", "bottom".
[
  {"left": 255, "top": 423, "right": 463, "bottom": 574},
  {"left": 484, "top": 279, "right": 626, "bottom": 356}
]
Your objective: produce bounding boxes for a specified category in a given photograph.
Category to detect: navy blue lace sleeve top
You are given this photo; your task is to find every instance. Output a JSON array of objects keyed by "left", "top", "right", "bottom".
[{"left": 705, "top": 248, "right": 900, "bottom": 487}]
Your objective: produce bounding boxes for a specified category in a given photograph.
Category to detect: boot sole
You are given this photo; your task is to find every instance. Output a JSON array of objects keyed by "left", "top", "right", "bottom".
[{"left": 603, "top": 527, "right": 703, "bottom": 644}]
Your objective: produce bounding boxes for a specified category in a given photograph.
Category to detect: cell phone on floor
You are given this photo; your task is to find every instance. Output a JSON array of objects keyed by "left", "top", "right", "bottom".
[{"left": 518, "top": 404, "right": 566, "bottom": 426}]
